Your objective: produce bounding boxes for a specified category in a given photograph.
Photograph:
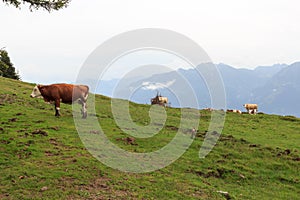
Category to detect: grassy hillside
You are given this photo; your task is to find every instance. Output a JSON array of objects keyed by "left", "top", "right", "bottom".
[{"left": 0, "top": 77, "right": 299, "bottom": 199}]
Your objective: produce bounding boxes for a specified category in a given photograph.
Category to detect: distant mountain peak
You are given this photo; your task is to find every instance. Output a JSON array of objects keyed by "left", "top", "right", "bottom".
[{"left": 97, "top": 61, "right": 300, "bottom": 117}]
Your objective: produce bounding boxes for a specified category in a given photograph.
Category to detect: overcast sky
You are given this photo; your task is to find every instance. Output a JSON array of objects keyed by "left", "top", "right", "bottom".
[{"left": 1, "top": 0, "right": 299, "bottom": 83}]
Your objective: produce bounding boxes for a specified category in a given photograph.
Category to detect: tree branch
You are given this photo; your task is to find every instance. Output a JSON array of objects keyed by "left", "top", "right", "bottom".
[{"left": 2, "top": 0, "right": 71, "bottom": 11}]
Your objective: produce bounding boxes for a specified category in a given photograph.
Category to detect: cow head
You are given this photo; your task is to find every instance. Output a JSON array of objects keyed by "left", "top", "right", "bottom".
[{"left": 30, "top": 85, "right": 42, "bottom": 98}]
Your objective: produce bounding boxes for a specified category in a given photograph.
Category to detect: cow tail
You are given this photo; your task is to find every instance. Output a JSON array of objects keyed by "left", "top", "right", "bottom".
[{"left": 84, "top": 86, "right": 89, "bottom": 102}]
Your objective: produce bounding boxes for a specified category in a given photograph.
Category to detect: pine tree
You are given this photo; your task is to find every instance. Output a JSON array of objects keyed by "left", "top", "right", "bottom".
[{"left": 0, "top": 48, "right": 20, "bottom": 80}]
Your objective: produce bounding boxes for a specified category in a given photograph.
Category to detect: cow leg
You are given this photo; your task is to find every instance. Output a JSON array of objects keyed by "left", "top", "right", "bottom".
[
  {"left": 55, "top": 99, "right": 61, "bottom": 117},
  {"left": 78, "top": 99, "right": 83, "bottom": 106},
  {"left": 77, "top": 99, "right": 84, "bottom": 114},
  {"left": 82, "top": 101, "right": 87, "bottom": 118},
  {"left": 83, "top": 93, "right": 88, "bottom": 118},
  {"left": 78, "top": 98, "right": 87, "bottom": 118}
]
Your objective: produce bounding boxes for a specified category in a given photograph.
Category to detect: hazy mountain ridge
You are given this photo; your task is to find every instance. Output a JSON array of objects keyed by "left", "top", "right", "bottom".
[
  {"left": 252, "top": 62, "right": 300, "bottom": 116},
  {"left": 97, "top": 62, "right": 300, "bottom": 117}
]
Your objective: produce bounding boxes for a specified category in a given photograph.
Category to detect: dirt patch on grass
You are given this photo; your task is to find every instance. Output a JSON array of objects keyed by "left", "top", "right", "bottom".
[
  {"left": 292, "top": 157, "right": 300, "bottom": 161},
  {"left": 17, "top": 148, "right": 32, "bottom": 159},
  {"left": 249, "top": 144, "right": 259, "bottom": 148},
  {"left": 188, "top": 167, "right": 237, "bottom": 179},
  {"left": 49, "top": 126, "right": 59, "bottom": 131},
  {"left": 90, "top": 130, "right": 100, "bottom": 134},
  {"left": 73, "top": 176, "right": 136, "bottom": 200},
  {"left": 0, "top": 139, "right": 11, "bottom": 144},
  {"left": 31, "top": 129, "right": 48, "bottom": 136},
  {"left": 0, "top": 193, "right": 10, "bottom": 199},
  {"left": 44, "top": 150, "right": 61, "bottom": 157},
  {"left": 0, "top": 94, "right": 17, "bottom": 104},
  {"left": 49, "top": 138, "right": 59, "bottom": 146},
  {"left": 57, "top": 175, "right": 127, "bottom": 199},
  {"left": 8, "top": 118, "right": 18, "bottom": 122},
  {"left": 34, "top": 120, "right": 45, "bottom": 123},
  {"left": 219, "top": 134, "right": 235, "bottom": 142},
  {"left": 116, "top": 137, "right": 137, "bottom": 145},
  {"left": 166, "top": 125, "right": 179, "bottom": 131}
]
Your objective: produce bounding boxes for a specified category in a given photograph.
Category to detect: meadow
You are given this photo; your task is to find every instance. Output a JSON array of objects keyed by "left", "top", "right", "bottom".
[{"left": 0, "top": 77, "right": 299, "bottom": 199}]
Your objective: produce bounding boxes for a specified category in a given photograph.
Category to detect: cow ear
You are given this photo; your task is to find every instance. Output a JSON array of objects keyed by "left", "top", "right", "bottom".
[{"left": 37, "top": 85, "right": 44, "bottom": 91}]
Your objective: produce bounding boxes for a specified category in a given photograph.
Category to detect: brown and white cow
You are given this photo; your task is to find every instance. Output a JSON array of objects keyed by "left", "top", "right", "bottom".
[
  {"left": 234, "top": 109, "right": 242, "bottom": 114},
  {"left": 243, "top": 104, "right": 258, "bottom": 115},
  {"left": 227, "top": 109, "right": 242, "bottom": 114},
  {"left": 151, "top": 93, "right": 168, "bottom": 107},
  {"left": 30, "top": 83, "right": 89, "bottom": 118}
]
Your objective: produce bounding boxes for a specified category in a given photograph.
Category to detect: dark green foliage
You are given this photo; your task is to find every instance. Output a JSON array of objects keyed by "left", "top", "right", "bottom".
[
  {"left": 0, "top": 49, "right": 20, "bottom": 80},
  {"left": 2, "top": 0, "right": 70, "bottom": 11}
]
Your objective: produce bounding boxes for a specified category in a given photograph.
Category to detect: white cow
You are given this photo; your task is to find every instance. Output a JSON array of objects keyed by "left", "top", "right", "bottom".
[{"left": 243, "top": 104, "right": 258, "bottom": 115}]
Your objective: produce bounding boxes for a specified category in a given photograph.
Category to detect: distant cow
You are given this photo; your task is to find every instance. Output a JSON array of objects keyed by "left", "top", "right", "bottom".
[
  {"left": 151, "top": 92, "right": 168, "bottom": 106},
  {"left": 234, "top": 109, "right": 242, "bottom": 114},
  {"left": 158, "top": 96, "right": 168, "bottom": 104},
  {"left": 30, "top": 83, "right": 89, "bottom": 118},
  {"left": 227, "top": 109, "right": 242, "bottom": 114},
  {"left": 243, "top": 104, "right": 258, "bottom": 115}
]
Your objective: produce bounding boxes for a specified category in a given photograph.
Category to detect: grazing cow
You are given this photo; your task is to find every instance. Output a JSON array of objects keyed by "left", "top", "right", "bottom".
[
  {"left": 30, "top": 83, "right": 89, "bottom": 118},
  {"left": 227, "top": 109, "right": 242, "bottom": 114},
  {"left": 204, "top": 108, "right": 214, "bottom": 111},
  {"left": 158, "top": 96, "right": 168, "bottom": 104},
  {"left": 151, "top": 93, "right": 168, "bottom": 106},
  {"left": 234, "top": 109, "right": 242, "bottom": 114},
  {"left": 243, "top": 104, "right": 258, "bottom": 115}
]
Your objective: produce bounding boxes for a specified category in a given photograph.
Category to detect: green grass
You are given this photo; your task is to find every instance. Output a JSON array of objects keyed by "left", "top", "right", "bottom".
[{"left": 0, "top": 77, "right": 299, "bottom": 199}]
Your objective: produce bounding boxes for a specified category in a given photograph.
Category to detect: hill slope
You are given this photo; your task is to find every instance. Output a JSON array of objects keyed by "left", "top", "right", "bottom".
[{"left": 0, "top": 77, "right": 299, "bottom": 199}]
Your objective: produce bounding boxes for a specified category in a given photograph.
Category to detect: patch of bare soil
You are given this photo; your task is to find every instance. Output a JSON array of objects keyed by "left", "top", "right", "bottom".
[
  {"left": 188, "top": 167, "right": 239, "bottom": 179},
  {"left": 31, "top": 129, "right": 48, "bottom": 136},
  {"left": 49, "top": 126, "right": 59, "bottom": 131},
  {"left": 116, "top": 137, "right": 137, "bottom": 145},
  {"left": 165, "top": 125, "right": 179, "bottom": 131},
  {"left": 72, "top": 176, "right": 136, "bottom": 200},
  {"left": 44, "top": 150, "right": 62, "bottom": 157},
  {"left": 292, "top": 157, "right": 300, "bottom": 161},
  {"left": 8, "top": 118, "right": 18, "bottom": 122},
  {"left": 0, "top": 94, "right": 17, "bottom": 104}
]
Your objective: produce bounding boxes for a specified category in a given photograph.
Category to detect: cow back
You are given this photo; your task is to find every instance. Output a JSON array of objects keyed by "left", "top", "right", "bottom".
[{"left": 39, "top": 84, "right": 89, "bottom": 104}]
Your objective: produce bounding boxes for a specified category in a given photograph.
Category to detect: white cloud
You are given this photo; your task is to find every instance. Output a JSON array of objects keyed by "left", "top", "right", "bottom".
[{"left": 142, "top": 80, "right": 176, "bottom": 90}]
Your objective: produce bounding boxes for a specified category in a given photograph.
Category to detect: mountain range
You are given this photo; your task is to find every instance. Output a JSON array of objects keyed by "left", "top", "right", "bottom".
[{"left": 97, "top": 62, "right": 300, "bottom": 117}]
